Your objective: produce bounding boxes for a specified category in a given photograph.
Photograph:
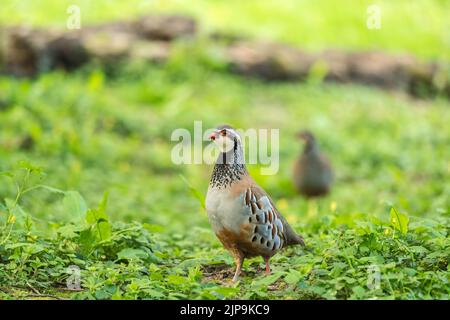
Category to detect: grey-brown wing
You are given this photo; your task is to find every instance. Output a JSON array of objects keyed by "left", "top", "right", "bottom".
[{"left": 241, "top": 187, "right": 285, "bottom": 254}]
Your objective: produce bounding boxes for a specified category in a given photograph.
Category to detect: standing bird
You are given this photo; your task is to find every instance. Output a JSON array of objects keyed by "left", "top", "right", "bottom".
[
  {"left": 206, "top": 125, "right": 305, "bottom": 283},
  {"left": 293, "top": 130, "right": 333, "bottom": 198}
]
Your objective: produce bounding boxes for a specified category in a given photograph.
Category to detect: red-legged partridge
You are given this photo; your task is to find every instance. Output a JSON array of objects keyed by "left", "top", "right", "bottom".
[
  {"left": 206, "top": 125, "right": 305, "bottom": 283},
  {"left": 293, "top": 130, "right": 333, "bottom": 198}
]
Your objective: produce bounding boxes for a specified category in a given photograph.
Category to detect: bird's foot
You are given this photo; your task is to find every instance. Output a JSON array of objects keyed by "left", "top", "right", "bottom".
[
  {"left": 231, "top": 266, "right": 241, "bottom": 283},
  {"left": 256, "top": 265, "right": 270, "bottom": 274}
]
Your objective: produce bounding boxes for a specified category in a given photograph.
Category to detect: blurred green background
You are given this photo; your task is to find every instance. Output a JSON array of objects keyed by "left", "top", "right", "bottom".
[{"left": 0, "top": 0, "right": 449, "bottom": 231}]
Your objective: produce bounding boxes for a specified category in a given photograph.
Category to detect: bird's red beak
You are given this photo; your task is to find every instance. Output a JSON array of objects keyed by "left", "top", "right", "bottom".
[{"left": 209, "top": 132, "right": 217, "bottom": 141}]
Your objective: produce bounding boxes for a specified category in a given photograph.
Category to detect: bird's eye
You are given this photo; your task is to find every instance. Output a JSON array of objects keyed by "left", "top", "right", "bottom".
[{"left": 220, "top": 130, "right": 226, "bottom": 136}]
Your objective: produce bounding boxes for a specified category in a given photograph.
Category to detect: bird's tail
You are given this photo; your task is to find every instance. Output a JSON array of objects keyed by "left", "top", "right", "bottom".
[
  {"left": 281, "top": 217, "right": 306, "bottom": 247},
  {"left": 287, "top": 231, "right": 306, "bottom": 247}
]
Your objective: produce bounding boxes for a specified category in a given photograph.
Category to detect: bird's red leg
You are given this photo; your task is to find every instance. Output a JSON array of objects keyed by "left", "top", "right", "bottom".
[{"left": 264, "top": 257, "right": 271, "bottom": 275}]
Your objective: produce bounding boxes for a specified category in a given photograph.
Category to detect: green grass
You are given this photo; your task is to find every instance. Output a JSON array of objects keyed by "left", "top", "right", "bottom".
[
  {"left": 0, "top": 165, "right": 449, "bottom": 300},
  {"left": 1, "top": 174, "right": 448, "bottom": 299},
  {"left": 0, "top": 1, "right": 449, "bottom": 300},
  {"left": 0, "top": 0, "right": 448, "bottom": 59}
]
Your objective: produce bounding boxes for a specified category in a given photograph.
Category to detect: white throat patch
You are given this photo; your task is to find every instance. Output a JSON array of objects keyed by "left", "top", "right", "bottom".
[{"left": 213, "top": 135, "right": 235, "bottom": 153}]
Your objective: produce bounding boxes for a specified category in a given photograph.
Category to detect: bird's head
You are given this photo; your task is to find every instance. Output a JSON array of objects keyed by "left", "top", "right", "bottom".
[
  {"left": 297, "top": 130, "right": 316, "bottom": 144},
  {"left": 297, "top": 130, "right": 317, "bottom": 152},
  {"left": 209, "top": 125, "right": 242, "bottom": 153}
]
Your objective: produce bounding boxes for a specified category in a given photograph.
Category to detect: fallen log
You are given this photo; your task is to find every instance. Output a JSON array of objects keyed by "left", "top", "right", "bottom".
[
  {"left": 226, "top": 41, "right": 449, "bottom": 98},
  {"left": 0, "top": 15, "right": 196, "bottom": 76},
  {"left": 0, "top": 15, "right": 448, "bottom": 99}
]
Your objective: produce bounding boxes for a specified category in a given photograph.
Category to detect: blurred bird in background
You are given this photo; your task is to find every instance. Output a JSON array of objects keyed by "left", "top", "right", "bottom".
[{"left": 293, "top": 130, "right": 333, "bottom": 216}]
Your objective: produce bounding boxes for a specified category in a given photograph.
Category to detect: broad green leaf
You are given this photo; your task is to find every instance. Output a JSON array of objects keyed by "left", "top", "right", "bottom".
[
  {"left": 111, "top": 289, "right": 123, "bottom": 300},
  {"left": 0, "top": 171, "right": 14, "bottom": 178},
  {"left": 142, "top": 289, "right": 165, "bottom": 298},
  {"left": 86, "top": 208, "right": 108, "bottom": 225},
  {"left": 5, "top": 242, "right": 31, "bottom": 249},
  {"left": 96, "top": 220, "right": 112, "bottom": 241},
  {"left": 18, "top": 160, "right": 43, "bottom": 174},
  {"left": 251, "top": 272, "right": 283, "bottom": 287},
  {"left": 210, "top": 286, "right": 239, "bottom": 298},
  {"left": 86, "top": 192, "right": 109, "bottom": 225},
  {"left": 200, "top": 291, "right": 219, "bottom": 300},
  {"left": 342, "top": 276, "right": 356, "bottom": 284},
  {"left": 94, "top": 289, "right": 112, "bottom": 300},
  {"left": 390, "top": 207, "right": 409, "bottom": 235},
  {"left": 63, "top": 191, "right": 87, "bottom": 221},
  {"left": 408, "top": 246, "right": 429, "bottom": 254},
  {"left": 167, "top": 275, "right": 187, "bottom": 285},
  {"left": 5, "top": 198, "right": 28, "bottom": 226},
  {"left": 24, "top": 244, "right": 45, "bottom": 254},
  {"left": 403, "top": 268, "right": 417, "bottom": 276},
  {"left": 117, "top": 248, "right": 147, "bottom": 261},
  {"left": 78, "top": 228, "right": 96, "bottom": 256},
  {"left": 284, "top": 269, "right": 302, "bottom": 285},
  {"left": 352, "top": 286, "right": 366, "bottom": 299},
  {"left": 56, "top": 224, "right": 80, "bottom": 238}
]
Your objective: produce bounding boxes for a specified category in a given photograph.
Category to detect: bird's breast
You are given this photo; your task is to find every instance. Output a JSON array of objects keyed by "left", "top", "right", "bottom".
[{"left": 206, "top": 186, "right": 248, "bottom": 235}]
